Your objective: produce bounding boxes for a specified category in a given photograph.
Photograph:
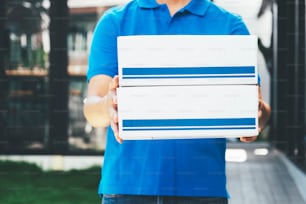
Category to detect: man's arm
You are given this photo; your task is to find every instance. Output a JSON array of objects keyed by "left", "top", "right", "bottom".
[
  {"left": 257, "top": 86, "right": 271, "bottom": 132},
  {"left": 240, "top": 86, "right": 271, "bottom": 142},
  {"left": 83, "top": 75, "right": 122, "bottom": 143},
  {"left": 83, "top": 75, "right": 113, "bottom": 128}
]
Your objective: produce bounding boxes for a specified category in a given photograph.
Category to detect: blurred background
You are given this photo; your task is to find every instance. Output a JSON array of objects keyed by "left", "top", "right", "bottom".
[{"left": 0, "top": 0, "right": 127, "bottom": 155}]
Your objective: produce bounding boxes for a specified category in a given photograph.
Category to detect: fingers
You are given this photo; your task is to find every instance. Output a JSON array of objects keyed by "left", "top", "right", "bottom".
[
  {"left": 258, "top": 98, "right": 264, "bottom": 108},
  {"left": 109, "top": 100, "right": 123, "bottom": 144},
  {"left": 258, "top": 99, "right": 264, "bottom": 132},
  {"left": 240, "top": 136, "right": 257, "bottom": 143},
  {"left": 109, "top": 76, "right": 123, "bottom": 144},
  {"left": 240, "top": 99, "right": 263, "bottom": 143},
  {"left": 109, "top": 75, "right": 119, "bottom": 91}
]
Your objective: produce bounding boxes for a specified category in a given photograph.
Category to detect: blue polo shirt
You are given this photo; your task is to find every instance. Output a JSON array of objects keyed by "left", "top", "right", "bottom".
[{"left": 88, "top": 0, "right": 250, "bottom": 198}]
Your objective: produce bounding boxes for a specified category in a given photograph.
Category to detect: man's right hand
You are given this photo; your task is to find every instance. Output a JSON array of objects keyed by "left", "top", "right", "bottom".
[
  {"left": 83, "top": 75, "right": 122, "bottom": 143},
  {"left": 108, "top": 76, "right": 123, "bottom": 143}
]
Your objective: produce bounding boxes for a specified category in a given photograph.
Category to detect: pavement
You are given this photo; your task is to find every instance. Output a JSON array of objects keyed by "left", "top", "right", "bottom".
[
  {"left": 1, "top": 141, "right": 305, "bottom": 204},
  {"left": 226, "top": 141, "right": 306, "bottom": 204}
]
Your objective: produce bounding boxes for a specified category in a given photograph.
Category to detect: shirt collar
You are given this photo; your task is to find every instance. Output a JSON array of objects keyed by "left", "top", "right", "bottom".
[
  {"left": 185, "top": 0, "right": 211, "bottom": 16},
  {"left": 137, "top": 0, "right": 211, "bottom": 16},
  {"left": 137, "top": 0, "right": 160, "bottom": 8}
]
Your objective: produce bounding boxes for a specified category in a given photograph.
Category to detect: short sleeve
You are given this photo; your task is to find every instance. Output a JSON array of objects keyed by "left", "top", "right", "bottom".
[
  {"left": 230, "top": 15, "right": 250, "bottom": 35},
  {"left": 87, "top": 9, "right": 119, "bottom": 81}
]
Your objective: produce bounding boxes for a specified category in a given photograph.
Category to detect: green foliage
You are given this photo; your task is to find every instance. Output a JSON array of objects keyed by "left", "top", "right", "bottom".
[
  {"left": 0, "top": 160, "right": 42, "bottom": 172},
  {"left": 0, "top": 160, "right": 101, "bottom": 204}
]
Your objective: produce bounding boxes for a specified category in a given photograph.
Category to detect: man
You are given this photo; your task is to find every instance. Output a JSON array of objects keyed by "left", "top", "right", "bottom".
[{"left": 83, "top": 0, "right": 271, "bottom": 203}]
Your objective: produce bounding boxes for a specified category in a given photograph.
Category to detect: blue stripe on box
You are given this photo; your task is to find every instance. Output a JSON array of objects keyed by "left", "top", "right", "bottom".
[
  {"left": 122, "top": 66, "right": 255, "bottom": 76},
  {"left": 123, "top": 127, "right": 256, "bottom": 131},
  {"left": 122, "top": 118, "right": 256, "bottom": 128},
  {"left": 122, "top": 75, "right": 255, "bottom": 79}
]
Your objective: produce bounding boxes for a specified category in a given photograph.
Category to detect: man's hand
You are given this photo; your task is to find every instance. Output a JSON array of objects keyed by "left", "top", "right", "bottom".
[
  {"left": 240, "top": 136, "right": 257, "bottom": 143},
  {"left": 108, "top": 76, "right": 123, "bottom": 144},
  {"left": 240, "top": 87, "right": 271, "bottom": 143}
]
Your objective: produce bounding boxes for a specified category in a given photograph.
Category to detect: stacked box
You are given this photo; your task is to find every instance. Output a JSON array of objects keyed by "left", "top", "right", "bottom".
[{"left": 117, "top": 35, "right": 258, "bottom": 139}]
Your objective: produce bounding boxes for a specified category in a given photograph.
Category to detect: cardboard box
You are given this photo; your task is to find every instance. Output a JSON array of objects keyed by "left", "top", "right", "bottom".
[
  {"left": 117, "top": 85, "right": 258, "bottom": 140},
  {"left": 117, "top": 35, "right": 258, "bottom": 86}
]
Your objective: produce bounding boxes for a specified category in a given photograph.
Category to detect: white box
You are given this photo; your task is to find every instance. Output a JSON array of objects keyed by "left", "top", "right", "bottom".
[
  {"left": 117, "top": 35, "right": 258, "bottom": 86},
  {"left": 117, "top": 85, "right": 258, "bottom": 140}
]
